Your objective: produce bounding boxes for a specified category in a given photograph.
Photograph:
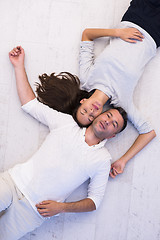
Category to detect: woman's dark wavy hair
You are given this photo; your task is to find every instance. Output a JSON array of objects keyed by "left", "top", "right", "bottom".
[{"left": 35, "top": 72, "right": 92, "bottom": 122}]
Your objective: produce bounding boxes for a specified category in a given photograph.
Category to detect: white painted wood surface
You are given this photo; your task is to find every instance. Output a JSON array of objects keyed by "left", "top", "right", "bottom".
[{"left": 0, "top": 0, "right": 160, "bottom": 239}]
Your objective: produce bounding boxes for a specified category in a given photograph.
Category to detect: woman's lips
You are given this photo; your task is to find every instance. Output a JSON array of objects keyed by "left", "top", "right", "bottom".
[
  {"left": 92, "top": 102, "right": 101, "bottom": 110},
  {"left": 92, "top": 104, "right": 99, "bottom": 110}
]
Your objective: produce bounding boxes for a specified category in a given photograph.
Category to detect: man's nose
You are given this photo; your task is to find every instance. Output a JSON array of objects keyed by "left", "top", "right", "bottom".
[{"left": 105, "top": 120, "right": 111, "bottom": 126}]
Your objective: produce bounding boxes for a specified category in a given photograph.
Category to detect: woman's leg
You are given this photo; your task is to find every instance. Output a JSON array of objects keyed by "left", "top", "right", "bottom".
[
  {"left": 121, "top": 0, "right": 160, "bottom": 47},
  {"left": 147, "top": 0, "right": 160, "bottom": 7}
]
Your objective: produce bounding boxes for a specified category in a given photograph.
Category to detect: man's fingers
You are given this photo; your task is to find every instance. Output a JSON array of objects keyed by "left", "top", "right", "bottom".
[
  {"left": 41, "top": 213, "right": 50, "bottom": 217},
  {"left": 36, "top": 203, "right": 46, "bottom": 209},
  {"left": 37, "top": 209, "right": 50, "bottom": 217},
  {"left": 9, "top": 50, "right": 16, "bottom": 56},
  {"left": 9, "top": 46, "right": 22, "bottom": 56},
  {"left": 36, "top": 200, "right": 52, "bottom": 209},
  {"left": 37, "top": 207, "right": 52, "bottom": 217},
  {"left": 37, "top": 208, "right": 47, "bottom": 213},
  {"left": 109, "top": 171, "right": 115, "bottom": 178},
  {"left": 39, "top": 200, "right": 53, "bottom": 205}
]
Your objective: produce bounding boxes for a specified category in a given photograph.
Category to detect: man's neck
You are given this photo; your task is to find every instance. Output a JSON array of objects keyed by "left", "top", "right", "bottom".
[{"left": 85, "top": 126, "right": 102, "bottom": 146}]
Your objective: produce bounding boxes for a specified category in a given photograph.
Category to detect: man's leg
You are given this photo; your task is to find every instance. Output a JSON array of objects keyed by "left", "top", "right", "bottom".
[
  {"left": 0, "top": 172, "right": 13, "bottom": 212},
  {"left": 0, "top": 172, "right": 45, "bottom": 240}
]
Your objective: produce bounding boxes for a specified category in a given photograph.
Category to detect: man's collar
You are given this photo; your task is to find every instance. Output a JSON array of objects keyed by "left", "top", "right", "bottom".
[{"left": 83, "top": 128, "right": 107, "bottom": 149}]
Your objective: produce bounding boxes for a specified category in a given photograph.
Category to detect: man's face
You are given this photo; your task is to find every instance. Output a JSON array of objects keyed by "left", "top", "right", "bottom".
[
  {"left": 76, "top": 98, "right": 103, "bottom": 126},
  {"left": 92, "top": 109, "right": 124, "bottom": 140}
]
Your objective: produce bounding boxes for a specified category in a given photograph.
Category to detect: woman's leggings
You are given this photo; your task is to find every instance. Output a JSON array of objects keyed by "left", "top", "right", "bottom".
[{"left": 122, "top": 0, "right": 160, "bottom": 47}]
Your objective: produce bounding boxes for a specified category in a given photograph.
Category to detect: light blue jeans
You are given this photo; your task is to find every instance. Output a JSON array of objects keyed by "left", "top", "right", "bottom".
[{"left": 0, "top": 172, "right": 45, "bottom": 240}]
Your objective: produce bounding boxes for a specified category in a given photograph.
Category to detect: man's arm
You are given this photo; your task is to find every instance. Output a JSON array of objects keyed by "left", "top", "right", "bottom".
[
  {"left": 110, "top": 130, "right": 156, "bottom": 178},
  {"left": 82, "top": 28, "right": 144, "bottom": 43},
  {"left": 9, "top": 46, "right": 35, "bottom": 105},
  {"left": 36, "top": 198, "right": 96, "bottom": 217}
]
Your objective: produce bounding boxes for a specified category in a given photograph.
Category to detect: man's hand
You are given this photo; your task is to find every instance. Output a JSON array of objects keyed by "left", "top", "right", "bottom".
[
  {"left": 36, "top": 200, "right": 64, "bottom": 217},
  {"left": 109, "top": 159, "right": 126, "bottom": 178},
  {"left": 36, "top": 198, "right": 96, "bottom": 217},
  {"left": 116, "top": 28, "right": 144, "bottom": 43},
  {"left": 9, "top": 46, "right": 25, "bottom": 69}
]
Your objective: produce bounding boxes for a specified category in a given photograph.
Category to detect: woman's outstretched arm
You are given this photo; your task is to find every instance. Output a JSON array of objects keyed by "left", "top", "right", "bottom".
[
  {"left": 82, "top": 28, "right": 144, "bottom": 43},
  {"left": 110, "top": 130, "right": 156, "bottom": 178}
]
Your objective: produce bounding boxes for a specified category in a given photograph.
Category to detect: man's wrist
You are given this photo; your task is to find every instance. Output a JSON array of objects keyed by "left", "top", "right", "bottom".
[
  {"left": 14, "top": 64, "right": 25, "bottom": 71},
  {"left": 59, "top": 202, "right": 66, "bottom": 213}
]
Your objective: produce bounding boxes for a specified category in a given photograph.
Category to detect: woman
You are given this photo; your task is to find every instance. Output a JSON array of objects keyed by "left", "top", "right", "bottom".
[
  {"left": 36, "top": 71, "right": 93, "bottom": 124},
  {"left": 77, "top": 0, "right": 159, "bottom": 177}
]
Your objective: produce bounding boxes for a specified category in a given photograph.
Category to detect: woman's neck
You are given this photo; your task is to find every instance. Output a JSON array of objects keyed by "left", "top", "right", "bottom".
[{"left": 91, "top": 89, "right": 109, "bottom": 105}]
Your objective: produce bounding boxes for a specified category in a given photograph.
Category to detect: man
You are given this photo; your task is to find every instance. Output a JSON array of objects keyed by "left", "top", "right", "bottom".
[{"left": 0, "top": 46, "right": 127, "bottom": 240}]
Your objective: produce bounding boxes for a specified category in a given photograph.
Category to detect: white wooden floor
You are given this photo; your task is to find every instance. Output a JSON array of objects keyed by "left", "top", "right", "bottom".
[{"left": 0, "top": 0, "right": 160, "bottom": 239}]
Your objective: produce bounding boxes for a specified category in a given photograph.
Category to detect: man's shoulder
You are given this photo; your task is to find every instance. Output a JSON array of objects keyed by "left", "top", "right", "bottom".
[
  {"left": 87, "top": 145, "right": 112, "bottom": 163},
  {"left": 97, "top": 146, "right": 112, "bottom": 160}
]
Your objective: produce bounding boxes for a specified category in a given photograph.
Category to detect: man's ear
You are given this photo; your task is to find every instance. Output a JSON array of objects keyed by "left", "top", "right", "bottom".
[
  {"left": 80, "top": 98, "right": 87, "bottom": 104},
  {"left": 107, "top": 134, "right": 116, "bottom": 140}
]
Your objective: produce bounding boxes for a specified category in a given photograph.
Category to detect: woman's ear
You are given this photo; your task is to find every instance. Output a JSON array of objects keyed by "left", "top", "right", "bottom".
[{"left": 80, "top": 98, "right": 87, "bottom": 104}]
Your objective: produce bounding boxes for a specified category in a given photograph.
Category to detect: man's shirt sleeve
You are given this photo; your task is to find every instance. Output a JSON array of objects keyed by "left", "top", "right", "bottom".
[
  {"left": 21, "top": 98, "right": 73, "bottom": 130},
  {"left": 87, "top": 158, "right": 111, "bottom": 209}
]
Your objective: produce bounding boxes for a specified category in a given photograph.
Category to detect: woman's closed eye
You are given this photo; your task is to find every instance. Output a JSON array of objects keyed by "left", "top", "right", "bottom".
[
  {"left": 80, "top": 109, "right": 87, "bottom": 115},
  {"left": 88, "top": 115, "right": 94, "bottom": 122}
]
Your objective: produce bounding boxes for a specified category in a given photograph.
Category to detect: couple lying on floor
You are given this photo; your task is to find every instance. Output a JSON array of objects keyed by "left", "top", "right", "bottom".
[{"left": 0, "top": 0, "right": 159, "bottom": 239}]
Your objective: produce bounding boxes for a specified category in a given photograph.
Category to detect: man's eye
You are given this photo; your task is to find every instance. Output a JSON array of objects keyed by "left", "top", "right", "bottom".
[{"left": 107, "top": 114, "right": 110, "bottom": 118}]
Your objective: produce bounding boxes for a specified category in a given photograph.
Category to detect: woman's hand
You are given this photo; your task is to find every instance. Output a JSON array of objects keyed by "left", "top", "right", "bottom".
[
  {"left": 116, "top": 28, "right": 144, "bottom": 43},
  {"left": 9, "top": 46, "right": 25, "bottom": 69},
  {"left": 109, "top": 158, "right": 126, "bottom": 178}
]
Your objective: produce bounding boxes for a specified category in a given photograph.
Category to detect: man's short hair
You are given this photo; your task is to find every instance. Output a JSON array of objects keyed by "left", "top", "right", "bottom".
[{"left": 105, "top": 104, "right": 128, "bottom": 133}]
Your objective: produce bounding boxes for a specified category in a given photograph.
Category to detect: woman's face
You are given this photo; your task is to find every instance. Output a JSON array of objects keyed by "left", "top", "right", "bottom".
[{"left": 76, "top": 98, "right": 103, "bottom": 126}]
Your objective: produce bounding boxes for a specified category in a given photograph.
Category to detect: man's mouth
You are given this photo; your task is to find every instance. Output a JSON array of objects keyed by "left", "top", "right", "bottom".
[{"left": 99, "top": 121, "right": 105, "bottom": 130}]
